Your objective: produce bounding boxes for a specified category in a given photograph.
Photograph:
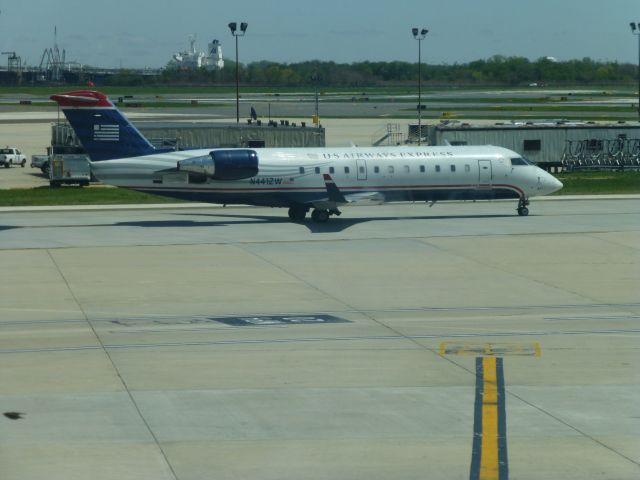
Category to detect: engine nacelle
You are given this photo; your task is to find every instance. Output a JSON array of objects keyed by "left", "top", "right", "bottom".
[
  {"left": 177, "top": 155, "right": 215, "bottom": 177},
  {"left": 177, "top": 149, "right": 259, "bottom": 180}
]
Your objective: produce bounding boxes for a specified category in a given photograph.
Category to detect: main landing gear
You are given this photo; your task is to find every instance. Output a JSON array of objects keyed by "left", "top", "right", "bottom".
[
  {"left": 288, "top": 206, "right": 309, "bottom": 222},
  {"left": 287, "top": 206, "right": 341, "bottom": 223},
  {"left": 311, "top": 208, "right": 341, "bottom": 223},
  {"left": 517, "top": 197, "right": 529, "bottom": 216}
]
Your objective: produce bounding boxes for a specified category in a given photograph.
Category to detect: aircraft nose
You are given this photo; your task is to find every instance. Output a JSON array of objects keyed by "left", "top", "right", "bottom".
[{"left": 545, "top": 174, "right": 563, "bottom": 193}]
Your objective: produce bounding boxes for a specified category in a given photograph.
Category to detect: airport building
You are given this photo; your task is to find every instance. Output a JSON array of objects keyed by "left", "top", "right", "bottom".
[
  {"left": 51, "top": 120, "right": 326, "bottom": 153},
  {"left": 417, "top": 121, "right": 640, "bottom": 171}
]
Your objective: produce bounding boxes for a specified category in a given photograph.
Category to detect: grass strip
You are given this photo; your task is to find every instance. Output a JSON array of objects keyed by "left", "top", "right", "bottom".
[
  {"left": 0, "top": 186, "right": 185, "bottom": 207},
  {"left": 552, "top": 171, "right": 640, "bottom": 195}
]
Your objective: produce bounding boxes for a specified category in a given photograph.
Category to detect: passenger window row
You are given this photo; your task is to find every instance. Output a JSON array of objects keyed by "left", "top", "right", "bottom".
[{"left": 300, "top": 164, "right": 472, "bottom": 175}]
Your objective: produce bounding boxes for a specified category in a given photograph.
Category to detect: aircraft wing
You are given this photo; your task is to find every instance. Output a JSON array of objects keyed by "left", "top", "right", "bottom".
[
  {"left": 342, "top": 191, "right": 385, "bottom": 205},
  {"left": 312, "top": 174, "right": 385, "bottom": 210},
  {"left": 322, "top": 174, "right": 347, "bottom": 203}
]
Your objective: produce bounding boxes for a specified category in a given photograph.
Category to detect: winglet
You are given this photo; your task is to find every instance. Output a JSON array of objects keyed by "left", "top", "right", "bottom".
[{"left": 322, "top": 174, "right": 347, "bottom": 203}]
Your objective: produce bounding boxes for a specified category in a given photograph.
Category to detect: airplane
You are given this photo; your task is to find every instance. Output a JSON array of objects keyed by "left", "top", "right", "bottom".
[{"left": 50, "top": 90, "right": 563, "bottom": 222}]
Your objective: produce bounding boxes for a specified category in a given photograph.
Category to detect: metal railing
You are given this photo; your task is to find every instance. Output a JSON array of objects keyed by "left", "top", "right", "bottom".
[
  {"left": 371, "top": 123, "right": 406, "bottom": 146},
  {"left": 561, "top": 138, "right": 640, "bottom": 169}
]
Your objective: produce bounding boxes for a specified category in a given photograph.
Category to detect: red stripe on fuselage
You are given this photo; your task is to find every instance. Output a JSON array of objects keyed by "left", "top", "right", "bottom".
[{"left": 122, "top": 183, "right": 525, "bottom": 197}]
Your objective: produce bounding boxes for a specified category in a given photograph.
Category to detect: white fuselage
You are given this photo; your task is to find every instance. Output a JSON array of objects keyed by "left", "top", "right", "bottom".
[{"left": 90, "top": 145, "right": 562, "bottom": 208}]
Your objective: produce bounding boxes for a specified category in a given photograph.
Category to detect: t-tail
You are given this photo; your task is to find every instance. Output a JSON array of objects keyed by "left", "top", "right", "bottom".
[{"left": 50, "top": 90, "right": 156, "bottom": 161}]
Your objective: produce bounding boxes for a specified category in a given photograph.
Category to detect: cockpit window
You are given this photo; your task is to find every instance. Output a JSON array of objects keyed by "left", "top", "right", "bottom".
[{"left": 511, "top": 157, "right": 531, "bottom": 166}]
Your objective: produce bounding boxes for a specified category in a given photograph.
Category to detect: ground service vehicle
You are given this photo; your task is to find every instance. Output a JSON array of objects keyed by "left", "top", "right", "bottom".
[
  {"left": 31, "top": 154, "right": 51, "bottom": 174},
  {"left": 0, "top": 147, "right": 27, "bottom": 168},
  {"left": 49, "top": 155, "right": 91, "bottom": 187}
]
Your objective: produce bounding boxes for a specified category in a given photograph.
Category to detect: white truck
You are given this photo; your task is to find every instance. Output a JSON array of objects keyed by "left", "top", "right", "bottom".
[
  {"left": 0, "top": 147, "right": 27, "bottom": 168},
  {"left": 31, "top": 154, "right": 51, "bottom": 175}
]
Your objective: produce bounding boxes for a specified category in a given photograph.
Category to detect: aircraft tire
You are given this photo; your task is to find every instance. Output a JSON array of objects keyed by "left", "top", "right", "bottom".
[
  {"left": 311, "top": 209, "right": 330, "bottom": 223},
  {"left": 288, "top": 206, "right": 307, "bottom": 222},
  {"left": 517, "top": 207, "right": 529, "bottom": 216}
]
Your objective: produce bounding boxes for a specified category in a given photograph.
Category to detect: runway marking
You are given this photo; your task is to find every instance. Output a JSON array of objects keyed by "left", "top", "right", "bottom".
[
  {"left": 441, "top": 345, "right": 535, "bottom": 479},
  {"left": 211, "top": 314, "right": 349, "bottom": 326},
  {"left": 2, "top": 303, "right": 639, "bottom": 329},
  {"left": 470, "top": 357, "right": 508, "bottom": 480},
  {"left": 544, "top": 315, "right": 640, "bottom": 321},
  {"left": 2, "top": 329, "right": 639, "bottom": 355},
  {"left": 136, "top": 302, "right": 640, "bottom": 315},
  {"left": 439, "top": 342, "right": 540, "bottom": 357}
]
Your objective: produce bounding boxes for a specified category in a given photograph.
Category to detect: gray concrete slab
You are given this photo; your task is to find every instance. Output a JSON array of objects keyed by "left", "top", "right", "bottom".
[{"left": 0, "top": 198, "right": 639, "bottom": 479}]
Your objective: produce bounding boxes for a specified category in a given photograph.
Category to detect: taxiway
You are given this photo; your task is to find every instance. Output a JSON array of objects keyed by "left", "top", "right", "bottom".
[{"left": 1, "top": 198, "right": 639, "bottom": 479}]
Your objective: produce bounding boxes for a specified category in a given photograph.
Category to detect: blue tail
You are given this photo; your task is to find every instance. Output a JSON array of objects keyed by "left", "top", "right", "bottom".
[{"left": 50, "top": 90, "right": 156, "bottom": 161}]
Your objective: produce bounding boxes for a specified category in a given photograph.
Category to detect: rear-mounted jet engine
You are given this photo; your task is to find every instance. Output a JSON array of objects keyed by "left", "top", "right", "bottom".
[{"left": 178, "top": 149, "right": 258, "bottom": 181}]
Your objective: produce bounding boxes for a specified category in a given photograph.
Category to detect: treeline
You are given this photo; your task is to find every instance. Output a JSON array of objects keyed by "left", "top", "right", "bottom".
[{"left": 107, "top": 56, "right": 637, "bottom": 87}]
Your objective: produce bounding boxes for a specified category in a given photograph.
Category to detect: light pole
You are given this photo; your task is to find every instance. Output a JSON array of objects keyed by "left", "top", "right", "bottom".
[
  {"left": 412, "top": 27, "right": 428, "bottom": 145},
  {"left": 311, "top": 72, "right": 320, "bottom": 127},
  {"left": 631, "top": 22, "right": 640, "bottom": 121},
  {"left": 228, "top": 22, "right": 248, "bottom": 124}
]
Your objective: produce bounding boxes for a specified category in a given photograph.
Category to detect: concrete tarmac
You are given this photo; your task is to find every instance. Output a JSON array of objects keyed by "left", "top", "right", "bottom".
[{"left": 1, "top": 198, "right": 639, "bottom": 480}]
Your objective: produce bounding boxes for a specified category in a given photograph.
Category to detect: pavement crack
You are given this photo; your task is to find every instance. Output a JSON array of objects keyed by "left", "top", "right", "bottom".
[
  {"left": 45, "top": 249, "right": 180, "bottom": 480},
  {"left": 235, "top": 243, "right": 478, "bottom": 374},
  {"left": 507, "top": 389, "right": 640, "bottom": 467}
]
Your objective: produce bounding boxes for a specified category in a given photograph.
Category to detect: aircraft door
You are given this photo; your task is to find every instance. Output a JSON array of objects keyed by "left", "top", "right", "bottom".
[
  {"left": 478, "top": 159, "right": 492, "bottom": 187},
  {"left": 356, "top": 159, "right": 367, "bottom": 181}
]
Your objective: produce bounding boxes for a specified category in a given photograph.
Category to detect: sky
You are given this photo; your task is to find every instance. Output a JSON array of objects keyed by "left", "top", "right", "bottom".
[{"left": 1, "top": 0, "right": 638, "bottom": 69}]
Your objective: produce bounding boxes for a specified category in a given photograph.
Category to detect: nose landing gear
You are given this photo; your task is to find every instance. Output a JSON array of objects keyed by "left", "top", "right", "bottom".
[{"left": 517, "top": 197, "right": 529, "bottom": 216}]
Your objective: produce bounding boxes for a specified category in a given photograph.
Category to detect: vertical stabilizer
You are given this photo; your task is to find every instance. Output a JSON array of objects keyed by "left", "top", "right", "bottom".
[{"left": 50, "top": 90, "right": 156, "bottom": 161}]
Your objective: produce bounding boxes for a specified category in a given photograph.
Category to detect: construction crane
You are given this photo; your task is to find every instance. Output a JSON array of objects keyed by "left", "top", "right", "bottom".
[
  {"left": 39, "top": 27, "right": 66, "bottom": 82},
  {"left": 2, "top": 51, "right": 22, "bottom": 72}
]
